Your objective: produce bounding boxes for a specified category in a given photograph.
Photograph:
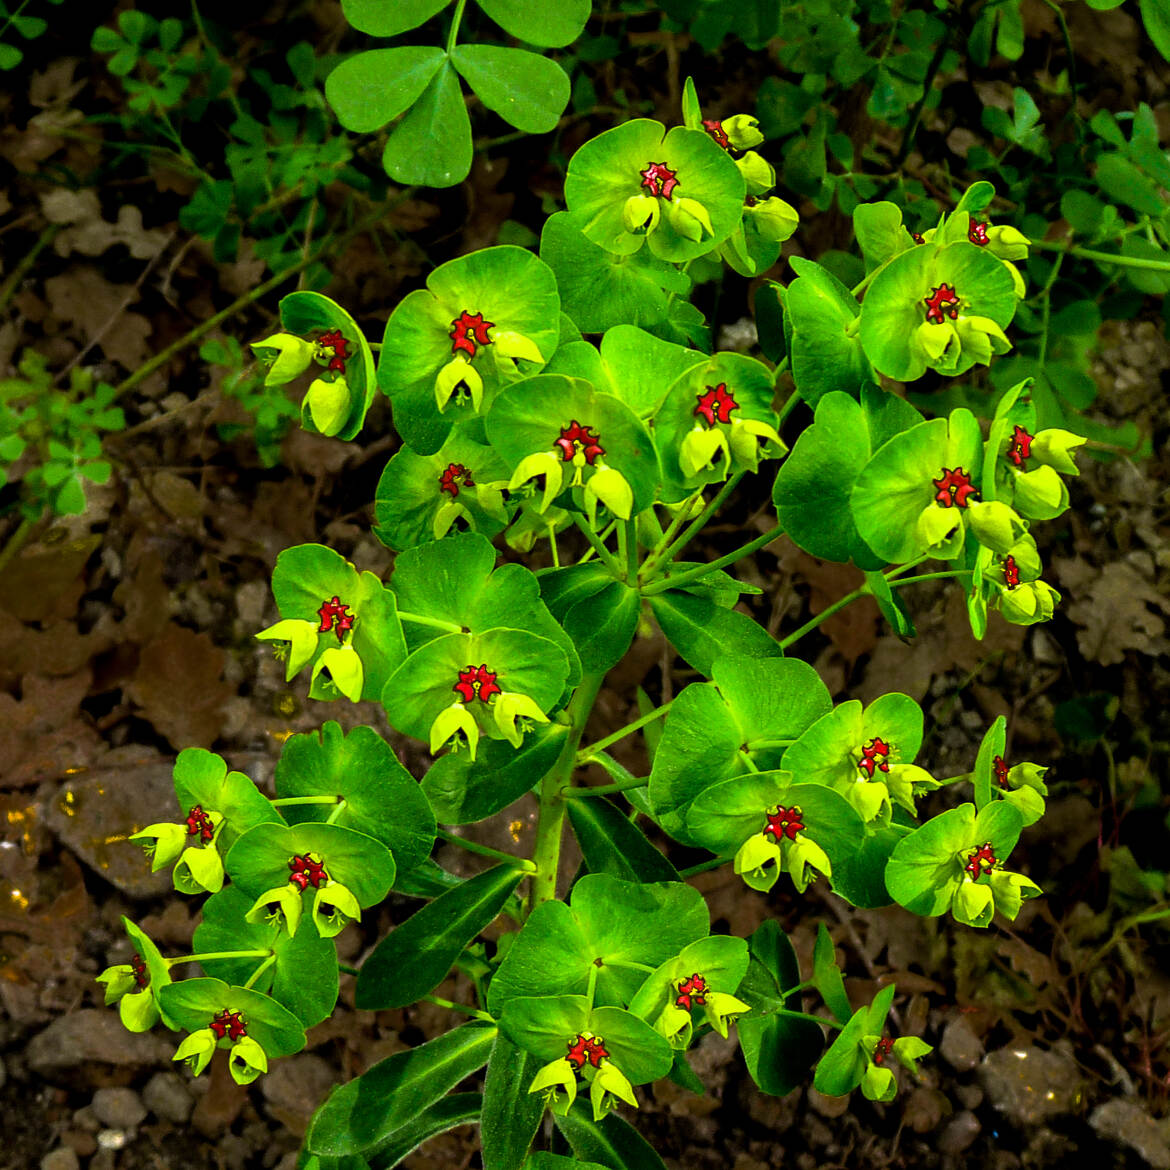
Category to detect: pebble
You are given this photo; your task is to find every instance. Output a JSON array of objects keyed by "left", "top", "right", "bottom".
[
  {"left": 807, "top": 1088, "right": 849, "bottom": 1119},
  {"left": 96, "top": 1130, "right": 128, "bottom": 1150},
  {"left": 259, "top": 1054, "right": 336, "bottom": 1135},
  {"left": 940, "top": 1016, "right": 984, "bottom": 1072},
  {"left": 91, "top": 1087, "right": 147, "bottom": 1129},
  {"left": 28, "top": 1010, "right": 174, "bottom": 1087},
  {"left": 142, "top": 1070, "right": 194, "bottom": 1123},
  {"left": 39, "top": 1150, "right": 80, "bottom": 1170},
  {"left": 938, "top": 1110, "right": 980, "bottom": 1155},
  {"left": 1090, "top": 1099, "right": 1170, "bottom": 1170},
  {"left": 978, "top": 1044, "right": 1084, "bottom": 1125}
]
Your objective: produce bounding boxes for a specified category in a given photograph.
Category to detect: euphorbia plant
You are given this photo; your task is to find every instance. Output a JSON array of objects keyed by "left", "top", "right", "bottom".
[{"left": 101, "top": 79, "right": 1080, "bottom": 1168}]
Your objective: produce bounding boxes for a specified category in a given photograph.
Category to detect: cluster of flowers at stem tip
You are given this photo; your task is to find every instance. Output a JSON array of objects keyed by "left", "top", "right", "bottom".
[
  {"left": 428, "top": 661, "right": 550, "bottom": 762},
  {"left": 530, "top": 1031, "right": 639, "bottom": 1121},
  {"left": 506, "top": 418, "right": 634, "bottom": 526},
  {"left": 734, "top": 803, "right": 832, "bottom": 894},
  {"left": 172, "top": 1007, "right": 270, "bottom": 1086},
  {"left": 679, "top": 381, "right": 785, "bottom": 482},
  {"left": 243, "top": 848, "right": 363, "bottom": 940},
  {"left": 249, "top": 327, "right": 354, "bottom": 436},
  {"left": 128, "top": 802, "right": 226, "bottom": 895}
]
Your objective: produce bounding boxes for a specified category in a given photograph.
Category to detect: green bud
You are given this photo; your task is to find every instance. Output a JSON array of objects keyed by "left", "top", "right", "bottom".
[
  {"left": 246, "top": 884, "right": 303, "bottom": 938},
  {"left": 861, "top": 1060, "right": 897, "bottom": 1102},
  {"left": 435, "top": 354, "right": 483, "bottom": 413},
  {"left": 915, "top": 502, "right": 963, "bottom": 552},
  {"left": 255, "top": 618, "right": 319, "bottom": 679},
  {"left": 997, "top": 579, "right": 1059, "bottom": 625},
  {"left": 966, "top": 499, "right": 1027, "bottom": 555},
  {"left": 95, "top": 964, "right": 138, "bottom": 1004},
  {"left": 702, "top": 990, "right": 751, "bottom": 1039},
  {"left": 313, "top": 880, "right": 361, "bottom": 938},
  {"left": 173, "top": 841, "right": 225, "bottom": 896},
  {"left": 129, "top": 822, "right": 188, "bottom": 872},
  {"left": 312, "top": 644, "right": 364, "bottom": 702},
  {"left": 529, "top": 1056, "right": 577, "bottom": 1115},
  {"left": 306, "top": 375, "right": 350, "bottom": 437},
  {"left": 251, "top": 334, "right": 314, "bottom": 386},
  {"left": 1011, "top": 464, "right": 1068, "bottom": 520},
  {"left": 666, "top": 197, "right": 714, "bottom": 243},
  {"left": 508, "top": 450, "right": 565, "bottom": 514},
  {"left": 491, "top": 330, "right": 544, "bottom": 365},
  {"left": 722, "top": 113, "right": 764, "bottom": 150},
  {"left": 735, "top": 150, "right": 776, "bottom": 196},
  {"left": 746, "top": 195, "right": 799, "bottom": 243},
  {"left": 622, "top": 193, "right": 661, "bottom": 235},
  {"left": 583, "top": 464, "right": 633, "bottom": 524},
  {"left": 733, "top": 832, "right": 782, "bottom": 892},
  {"left": 987, "top": 868, "right": 1042, "bottom": 920},
  {"left": 952, "top": 879, "right": 995, "bottom": 928},
  {"left": 986, "top": 224, "right": 1030, "bottom": 261},
  {"left": 1030, "top": 428, "right": 1086, "bottom": 476},
  {"left": 492, "top": 690, "right": 549, "bottom": 749},
  {"left": 430, "top": 702, "right": 481, "bottom": 761},
  {"left": 679, "top": 426, "right": 729, "bottom": 480},
  {"left": 786, "top": 834, "right": 831, "bottom": 893},
  {"left": 228, "top": 1035, "right": 268, "bottom": 1085},
  {"left": 173, "top": 1027, "right": 218, "bottom": 1077},
  {"left": 590, "top": 1060, "right": 637, "bottom": 1121}
]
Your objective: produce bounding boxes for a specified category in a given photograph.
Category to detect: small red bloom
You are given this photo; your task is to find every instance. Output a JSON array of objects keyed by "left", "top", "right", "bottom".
[
  {"left": 449, "top": 310, "right": 494, "bottom": 358},
  {"left": 675, "top": 972, "right": 709, "bottom": 1012},
  {"left": 963, "top": 841, "right": 998, "bottom": 879},
  {"left": 873, "top": 1036, "right": 895, "bottom": 1065},
  {"left": 185, "top": 804, "right": 216, "bottom": 843},
  {"left": 702, "top": 119, "right": 731, "bottom": 149},
  {"left": 968, "top": 219, "right": 990, "bottom": 246},
  {"left": 858, "top": 737, "right": 891, "bottom": 779},
  {"left": 565, "top": 1033, "right": 609, "bottom": 1071},
  {"left": 453, "top": 664, "right": 502, "bottom": 704},
  {"left": 288, "top": 852, "right": 329, "bottom": 891},
  {"left": 639, "top": 161, "right": 679, "bottom": 200},
  {"left": 1002, "top": 556, "right": 1020, "bottom": 589},
  {"left": 993, "top": 755, "right": 1011, "bottom": 791},
  {"left": 438, "top": 463, "right": 475, "bottom": 498},
  {"left": 1006, "top": 425, "right": 1034, "bottom": 467},
  {"left": 554, "top": 420, "right": 605, "bottom": 465},
  {"left": 923, "top": 283, "right": 961, "bottom": 324},
  {"left": 317, "top": 329, "right": 350, "bottom": 374},
  {"left": 210, "top": 1008, "right": 247, "bottom": 1041},
  {"left": 694, "top": 383, "right": 739, "bottom": 427},
  {"left": 744, "top": 194, "right": 759, "bottom": 207},
  {"left": 130, "top": 953, "right": 150, "bottom": 990},
  {"left": 911, "top": 232, "right": 925, "bottom": 245},
  {"left": 763, "top": 805, "right": 804, "bottom": 842},
  {"left": 932, "top": 467, "right": 977, "bottom": 508},
  {"left": 316, "top": 596, "right": 355, "bottom": 641}
]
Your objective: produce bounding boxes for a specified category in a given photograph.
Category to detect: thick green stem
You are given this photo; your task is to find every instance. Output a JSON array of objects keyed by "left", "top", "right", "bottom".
[
  {"left": 888, "top": 569, "right": 972, "bottom": 588},
  {"left": 0, "top": 512, "right": 41, "bottom": 578},
  {"left": 425, "top": 992, "right": 494, "bottom": 1021},
  {"left": 243, "top": 953, "right": 277, "bottom": 990},
  {"left": 437, "top": 827, "right": 537, "bottom": 872},
  {"left": 446, "top": 0, "right": 468, "bottom": 53},
  {"left": 641, "top": 520, "right": 783, "bottom": 597},
  {"left": 767, "top": 1007, "right": 841, "bottom": 1030},
  {"left": 167, "top": 949, "right": 273, "bottom": 967},
  {"left": 576, "top": 699, "right": 673, "bottom": 763},
  {"left": 530, "top": 673, "right": 605, "bottom": 908},
  {"left": 563, "top": 774, "right": 650, "bottom": 798},
  {"left": 572, "top": 513, "right": 623, "bottom": 576},
  {"left": 623, "top": 517, "right": 638, "bottom": 583},
  {"left": 399, "top": 610, "right": 463, "bottom": 633},
  {"left": 641, "top": 473, "right": 745, "bottom": 581},
  {"left": 678, "top": 855, "right": 732, "bottom": 878},
  {"left": 642, "top": 489, "right": 704, "bottom": 574},
  {"left": 270, "top": 795, "right": 342, "bottom": 808},
  {"left": 1030, "top": 238, "right": 1170, "bottom": 273}
]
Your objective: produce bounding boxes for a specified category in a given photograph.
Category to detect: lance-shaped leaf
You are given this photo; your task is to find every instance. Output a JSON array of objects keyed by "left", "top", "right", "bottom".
[
  {"left": 648, "top": 588, "right": 783, "bottom": 679},
  {"left": 482, "top": 1034, "right": 546, "bottom": 1170},
  {"left": 306, "top": 1021, "right": 497, "bottom": 1157},
  {"left": 353, "top": 1093, "right": 482, "bottom": 1169},
  {"left": 971, "top": 716, "right": 1047, "bottom": 827},
  {"left": 488, "top": 875, "right": 708, "bottom": 1014},
  {"left": 279, "top": 292, "right": 377, "bottom": 441},
  {"left": 193, "top": 885, "right": 339, "bottom": 1029},
  {"left": 553, "top": 1102, "right": 669, "bottom": 1170},
  {"left": 567, "top": 795, "right": 681, "bottom": 884},
  {"left": 356, "top": 864, "right": 523, "bottom": 1010}
]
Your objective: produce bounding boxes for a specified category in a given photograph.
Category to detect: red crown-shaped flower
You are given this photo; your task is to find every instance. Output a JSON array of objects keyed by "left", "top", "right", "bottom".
[
  {"left": 675, "top": 972, "right": 709, "bottom": 1011},
  {"left": 438, "top": 462, "right": 475, "bottom": 498},
  {"left": 453, "top": 663, "right": 501, "bottom": 704},
  {"left": 993, "top": 755, "right": 1011, "bottom": 790},
  {"left": 763, "top": 805, "right": 804, "bottom": 842},
  {"left": 923, "top": 283, "right": 961, "bottom": 324},
  {"left": 210, "top": 1008, "right": 248, "bottom": 1041},
  {"left": 449, "top": 310, "right": 494, "bottom": 358},
  {"left": 130, "top": 953, "right": 150, "bottom": 990},
  {"left": 317, "top": 329, "right": 350, "bottom": 373},
  {"left": 968, "top": 219, "right": 990, "bottom": 246},
  {"left": 1006, "top": 425, "right": 1033, "bottom": 467},
  {"left": 963, "top": 841, "right": 998, "bottom": 879},
  {"left": 565, "top": 1033, "right": 609, "bottom": 1071},
  {"left": 932, "top": 467, "right": 977, "bottom": 508},
  {"left": 288, "top": 852, "right": 329, "bottom": 891},
  {"left": 554, "top": 420, "right": 605, "bottom": 465},
  {"left": 639, "top": 161, "right": 679, "bottom": 200},
  {"left": 694, "top": 383, "right": 739, "bottom": 427},
  {"left": 702, "top": 119, "right": 731, "bottom": 149},
  {"left": 858, "top": 737, "right": 891, "bottom": 778},
  {"left": 185, "top": 803, "right": 216, "bottom": 843},
  {"left": 872, "top": 1036, "right": 895, "bottom": 1065},
  {"left": 1002, "top": 556, "right": 1020, "bottom": 589}
]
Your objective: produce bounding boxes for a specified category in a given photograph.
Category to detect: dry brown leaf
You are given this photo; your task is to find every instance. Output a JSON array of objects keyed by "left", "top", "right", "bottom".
[
  {"left": 43, "top": 265, "right": 153, "bottom": 370},
  {"left": 1058, "top": 560, "right": 1168, "bottom": 665},
  {"left": 0, "top": 535, "right": 100, "bottom": 622},
  {"left": 0, "top": 671, "right": 104, "bottom": 789},
  {"left": 126, "top": 622, "right": 230, "bottom": 748},
  {"left": 45, "top": 189, "right": 170, "bottom": 260}
]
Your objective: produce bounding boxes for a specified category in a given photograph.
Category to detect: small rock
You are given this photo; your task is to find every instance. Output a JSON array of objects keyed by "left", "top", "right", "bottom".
[
  {"left": 955, "top": 1083, "right": 984, "bottom": 1110},
  {"left": 28, "top": 1010, "right": 174, "bottom": 1087},
  {"left": 940, "top": 1016, "right": 984, "bottom": 1072},
  {"left": 89, "top": 1150, "right": 116, "bottom": 1170},
  {"left": 71, "top": 1106, "right": 100, "bottom": 1132},
  {"left": 142, "top": 1070, "right": 193, "bottom": 1123},
  {"left": 58, "top": 1131, "right": 96, "bottom": 1159},
  {"left": 978, "top": 1043, "right": 1084, "bottom": 1125},
  {"left": 1091, "top": 1098, "right": 1170, "bottom": 1169},
  {"left": 938, "top": 1110, "right": 981, "bottom": 1155},
  {"left": 97, "top": 1130, "right": 128, "bottom": 1150},
  {"left": 259, "top": 1054, "right": 337, "bottom": 1135},
  {"left": 91, "top": 1087, "right": 147, "bottom": 1129},
  {"left": 807, "top": 1088, "right": 850, "bottom": 1119},
  {"left": 40, "top": 1150, "right": 80, "bottom": 1170}
]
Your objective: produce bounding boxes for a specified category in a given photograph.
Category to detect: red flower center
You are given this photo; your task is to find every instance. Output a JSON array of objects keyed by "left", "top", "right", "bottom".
[
  {"left": 932, "top": 467, "right": 977, "bottom": 508},
  {"left": 702, "top": 119, "right": 731, "bottom": 150},
  {"left": 694, "top": 383, "right": 739, "bottom": 427},
  {"left": 763, "top": 805, "right": 804, "bottom": 842},
  {"left": 453, "top": 663, "right": 502, "bottom": 704},
  {"left": 130, "top": 953, "right": 150, "bottom": 989},
  {"left": 554, "top": 420, "right": 605, "bottom": 465},
  {"left": 968, "top": 219, "right": 990, "bottom": 246},
  {"left": 873, "top": 1036, "right": 895, "bottom": 1065},
  {"left": 992, "top": 755, "right": 1011, "bottom": 790},
  {"left": 317, "top": 329, "right": 350, "bottom": 374},
  {"left": 923, "top": 283, "right": 961, "bottom": 324},
  {"left": 438, "top": 463, "right": 476, "bottom": 498},
  {"left": 1006, "top": 425, "right": 1034, "bottom": 467},
  {"left": 565, "top": 1033, "right": 609, "bottom": 1071},
  {"left": 858, "top": 737, "right": 891, "bottom": 778},
  {"left": 1002, "top": 556, "right": 1020, "bottom": 589},
  {"left": 639, "top": 161, "right": 679, "bottom": 200},
  {"left": 449, "top": 310, "right": 494, "bottom": 358},
  {"left": 963, "top": 841, "right": 998, "bottom": 879},
  {"left": 316, "top": 596, "right": 355, "bottom": 641},
  {"left": 209, "top": 1008, "right": 247, "bottom": 1041},
  {"left": 675, "top": 972, "right": 709, "bottom": 1011},
  {"left": 287, "top": 852, "right": 329, "bottom": 891},
  {"left": 185, "top": 804, "right": 216, "bottom": 843},
  {"left": 911, "top": 231, "right": 925, "bottom": 245}
]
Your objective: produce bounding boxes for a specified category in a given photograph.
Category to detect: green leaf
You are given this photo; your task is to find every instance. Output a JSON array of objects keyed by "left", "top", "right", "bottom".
[
  {"left": 648, "top": 588, "right": 783, "bottom": 677},
  {"left": 567, "top": 796, "right": 681, "bottom": 884},
  {"left": 326, "top": 47, "right": 446, "bottom": 134},
  {"left": 812, "top": 922, "right": 853, "bottom": 1023},
  {"left": 13, "top": 14, "right": 47, "bottom": 38},
  {"left": 362, "top": 1093, "right": 481, "bottom": 1169},
  {"left": 307, "top": 1022, "right": 497, "bottom": 1157},
  {"left": 562, "top": 581, "right": 639, "bottom": 673},
  {"left": 356, "top": 864, "right": 522, "bottom": 1010},
  {"left": 475, "top": 0, "right": 590, "bottom": 47},
  {"left": 1094, "top": 152, "right": 1165, "bottom": 216},
  {"left": 382, "top": 61, "right": 472, "bottom": 188},
  {"left": 451, "top": 45, "right": 568, "bottom": 134},
  {"left": 553, "top": 1102, "right": 668, "bottom": 1170},
  {"left": 1141, "top": 0, "right": 1170, "bottom": 62},
  {"left": 341, "top": 0, "right": 452, "bottom": 36},
  {"left": 482, "top": 1036, "right": 545, "bottom": 1170}
]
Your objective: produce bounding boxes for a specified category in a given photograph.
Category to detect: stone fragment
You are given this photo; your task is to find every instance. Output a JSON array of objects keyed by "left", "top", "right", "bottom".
[
  {"left": 142, "top": 1070, "right": 194, "bottom": 1123},
  {"left": 978, "top": 1043, "right": 1084, "bottom": 1125},
  {"left": 938, "top": 1110, "right": 980, "bottom": 1155},
  {"left": 28, "top": 1010, "right": 174, "bottom": 1087},
  {"left": 259, "top": 1054, "right": 339, "bottom": 1136},
  {"left": 1090, "top": 1098, "right": 1170, "bottom": 1170},
  {"left": 39, "top": 1151, "right": 80, "bottom": 1170},
  {"left": 91, "top": 1087, "right": 147, "bottom": 1129},
  {"left": 940, "top": 1015, "right": 984, "bottom": 1071}
]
